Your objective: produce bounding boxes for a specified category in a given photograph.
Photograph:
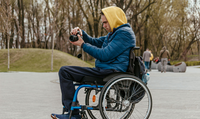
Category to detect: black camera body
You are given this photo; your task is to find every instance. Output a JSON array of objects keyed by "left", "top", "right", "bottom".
[{"left": 69, "top": 31, "right": 83, "bottom": 42}]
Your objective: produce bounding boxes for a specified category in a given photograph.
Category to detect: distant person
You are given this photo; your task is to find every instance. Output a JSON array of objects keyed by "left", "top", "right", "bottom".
[
  {"left": 149, "top": 50, "right": 154, "bottom": 71},
  {"left": 143, "top": 48, "right": 151, "bottom": 70},
  {"left": 159, "top": 46, "right": 170, "bottom": 73},
  {"left": 167, "top": 59, "right": 171, "bottom": 65},
  {"left": 154, "top": 57, "right": 160, "bottom": 64}
]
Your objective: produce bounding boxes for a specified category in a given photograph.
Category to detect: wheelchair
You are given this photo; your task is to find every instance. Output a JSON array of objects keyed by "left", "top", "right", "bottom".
[{"left": 65, "top": 47, "right": 152, "bottom": 119}]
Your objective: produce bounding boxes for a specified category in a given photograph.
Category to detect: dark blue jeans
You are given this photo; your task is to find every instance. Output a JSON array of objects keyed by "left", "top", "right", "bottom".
[
  {"left": 144, "top": 61, "right": 150, "bottom": 69},
  {"left": 58, "top": 66, "right": 116, "bottom": 115}
]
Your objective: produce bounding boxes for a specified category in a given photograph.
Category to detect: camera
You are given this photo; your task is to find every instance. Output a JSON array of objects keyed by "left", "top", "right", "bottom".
[{"left": 69, "top": 31, "right": 83, "bottom": 42}]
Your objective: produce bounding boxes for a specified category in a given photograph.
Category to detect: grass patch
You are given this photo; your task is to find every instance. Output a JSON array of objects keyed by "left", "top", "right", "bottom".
[
  {"left": 0, "top": 48, "right": 93, "bottom": 72},
  {"left": 185, "top": 61, "right": 200, "bottom": 66},
  {"left": 171, "top": 60, "right": 200, "bottom": 66},
  {"left": 187, "top": 55, "right": 199, "bottom": 59}
]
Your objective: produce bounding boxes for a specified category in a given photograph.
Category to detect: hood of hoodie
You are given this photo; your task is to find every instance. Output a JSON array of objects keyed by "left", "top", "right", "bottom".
[{"left": 102, "top": 6, "right": 127, "bottom": 32}]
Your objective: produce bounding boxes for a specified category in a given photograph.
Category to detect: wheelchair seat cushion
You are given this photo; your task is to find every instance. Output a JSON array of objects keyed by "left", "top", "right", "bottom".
[
  {"left": 103, "top": 72, "right": 133, "bottom": 82},
  {"left": 80, "top": 72, "right": 133, "bottom": 85},
  {"left": 80, "top": 76, "right": 105, "bottom": 85}
]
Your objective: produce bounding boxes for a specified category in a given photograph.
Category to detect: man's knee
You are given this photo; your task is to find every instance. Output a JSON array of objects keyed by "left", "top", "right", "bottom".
[
  {"left": 59, "top": 66, "right": 66, "bottom": 74},
  {"left": 59, "top": 66, "right": 71, "bottom": 79},
  {"left": 59, "top": 66, "right": 76, "bottom": 81}
]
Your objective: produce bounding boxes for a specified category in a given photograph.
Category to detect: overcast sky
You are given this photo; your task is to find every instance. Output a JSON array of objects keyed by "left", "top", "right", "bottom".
[{"left": 189, "top": 0, "right": 200, "bottom": 6}]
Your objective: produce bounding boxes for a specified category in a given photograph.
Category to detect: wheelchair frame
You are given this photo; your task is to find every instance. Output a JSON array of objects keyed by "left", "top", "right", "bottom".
[
  {"left": 69, "top": 84, "right": 104, "bottom": 119},
  {"left": 66, "top": 47, "right": 152, "bottom": 119}
]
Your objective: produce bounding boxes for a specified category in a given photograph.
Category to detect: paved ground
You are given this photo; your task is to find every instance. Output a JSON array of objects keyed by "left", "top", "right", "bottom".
[{"left": 0, "top": 66, "right": 200, "bottom": 119}]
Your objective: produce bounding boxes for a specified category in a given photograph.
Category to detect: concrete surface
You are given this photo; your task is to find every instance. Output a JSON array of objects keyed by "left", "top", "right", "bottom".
[
  {"left": 0, "top": 66, "right": 200, "bottom": 119},
  {"left": 148, "top": 66, "right": 200, "bottom": 119}
]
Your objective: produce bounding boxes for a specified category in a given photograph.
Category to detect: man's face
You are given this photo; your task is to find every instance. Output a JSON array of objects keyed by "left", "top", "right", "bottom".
[{"left": 101, "top": 15, "right": 111, "bottom": 32}]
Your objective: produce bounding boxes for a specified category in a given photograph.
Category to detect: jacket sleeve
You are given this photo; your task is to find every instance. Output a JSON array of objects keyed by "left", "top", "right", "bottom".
[
  {"left": 159, "top": 51, "right": 162, "bottom": 59},
  {"left": 167, "top": 51, "right": 170, "bottom": 59},
  {"left": 150, "top": 54, "right": 154, "bottom": 60},
  {"left": 82, "top": 31, "right": 135, "bottom": 62},
  {"left": 82, "top": 30, "right": 106, "bottom": 48}
]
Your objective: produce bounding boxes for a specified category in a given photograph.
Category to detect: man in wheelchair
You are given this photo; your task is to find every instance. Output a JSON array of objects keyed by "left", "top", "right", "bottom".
[{"left": 51, "top": 6, "right": 136, "bottom": 119}]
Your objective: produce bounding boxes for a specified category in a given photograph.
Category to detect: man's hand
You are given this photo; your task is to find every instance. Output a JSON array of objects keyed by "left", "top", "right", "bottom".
[
  {"left": 70, "top": 34, "right": 84, "bottom": 47},
  {"left": 70, "top": 27, "right": 82, "bottom": 36},
  {"left": 70, "top": 27, "right": 84, "bottom": 47}
]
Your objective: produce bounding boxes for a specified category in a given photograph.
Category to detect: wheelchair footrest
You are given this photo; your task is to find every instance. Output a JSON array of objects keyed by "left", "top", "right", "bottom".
[
  {"left": 80, "top": 110, "right": 88, "bottom": 119},
  {"left": 71, "top": 105, "right": 94, "bottom": 110}
]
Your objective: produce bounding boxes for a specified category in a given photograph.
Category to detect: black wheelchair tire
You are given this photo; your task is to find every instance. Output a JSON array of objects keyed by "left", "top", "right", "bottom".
[{"left": 99, "top": 74, "right": 152, "bottom": 119}]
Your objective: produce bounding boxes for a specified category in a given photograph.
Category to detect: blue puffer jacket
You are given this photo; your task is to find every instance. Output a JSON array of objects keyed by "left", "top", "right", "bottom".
[{"left": 82, "top": 23, "right": 136, "bottom": 72}]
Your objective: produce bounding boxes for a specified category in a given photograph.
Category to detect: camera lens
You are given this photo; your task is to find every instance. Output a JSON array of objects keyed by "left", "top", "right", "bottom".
[
  {"left": 69, "top": 31, "right": 82, "bottom": 42},
  {"left": 69, "top": 35, "right": 78, "bottom": 42}
]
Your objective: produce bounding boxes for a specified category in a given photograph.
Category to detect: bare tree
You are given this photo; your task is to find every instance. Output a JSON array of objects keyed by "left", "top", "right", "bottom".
[
  {"left": 179, "top": 1, "right": 200, "bottom": 61},
  {"left": 0, "top": 0, "right": 199, "bottom": 63},
  {"left": 126, "top": 0, "right": 156, "bottom": 55},
  {"left": 0, "top": 0, "right": 13, "bottom": 70}
]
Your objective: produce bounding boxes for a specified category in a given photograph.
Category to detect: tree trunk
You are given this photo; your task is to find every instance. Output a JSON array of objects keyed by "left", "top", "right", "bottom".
[
  {"left": 10, "top": 2, "right": 15, "bottom": 48},
  {"left": 44, "top": 8, "right": 47, "bottom": 49},
  {"left": 21, "top": 0, "right": 25, "bottom": 48},
  {"left": 144, "top": 15, "right": 149, "bottom": 50},
  {"left": 77, "top": 0, "right": 93, "bottom": 36},
  {"left": 198, "top": 40, "right": 200, "bottom": 60},
  {"left": 94, "top": 18, "right": 99, "bottom": 37},
  {"left": 17, "top": 0, "right": 21, "bottom": 48},
  {"left": 180, "top": 39, "right": 197, "bottom": 61}
]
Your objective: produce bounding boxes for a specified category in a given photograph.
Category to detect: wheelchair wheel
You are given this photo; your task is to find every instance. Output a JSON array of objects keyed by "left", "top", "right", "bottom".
[
  {"left": 99, "top": 74, "right": 152, "bottom": 119},
  {"left": 85, "top": 88, "right": 102, "bottom": 119}
]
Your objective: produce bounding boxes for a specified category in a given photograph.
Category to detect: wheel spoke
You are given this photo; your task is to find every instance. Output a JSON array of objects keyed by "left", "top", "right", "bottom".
[{"left": 99, "top": 76, "right": 152, "bottom": 119}]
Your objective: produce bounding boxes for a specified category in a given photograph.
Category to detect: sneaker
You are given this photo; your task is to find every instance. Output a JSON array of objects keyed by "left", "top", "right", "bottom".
[
  {"left": 51, "top": 113, "right": 81, "bottom": 119},
  {"left": 73, "top": 115, "right": 81, "bottom": 119},
  {"left": 51, "top": 113, "right": 70, "bottom": 119}
]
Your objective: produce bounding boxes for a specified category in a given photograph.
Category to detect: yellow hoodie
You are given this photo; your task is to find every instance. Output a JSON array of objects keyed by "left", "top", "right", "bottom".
[{"left": 102, "top": 6, "right": 127, "bottom": 32}]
